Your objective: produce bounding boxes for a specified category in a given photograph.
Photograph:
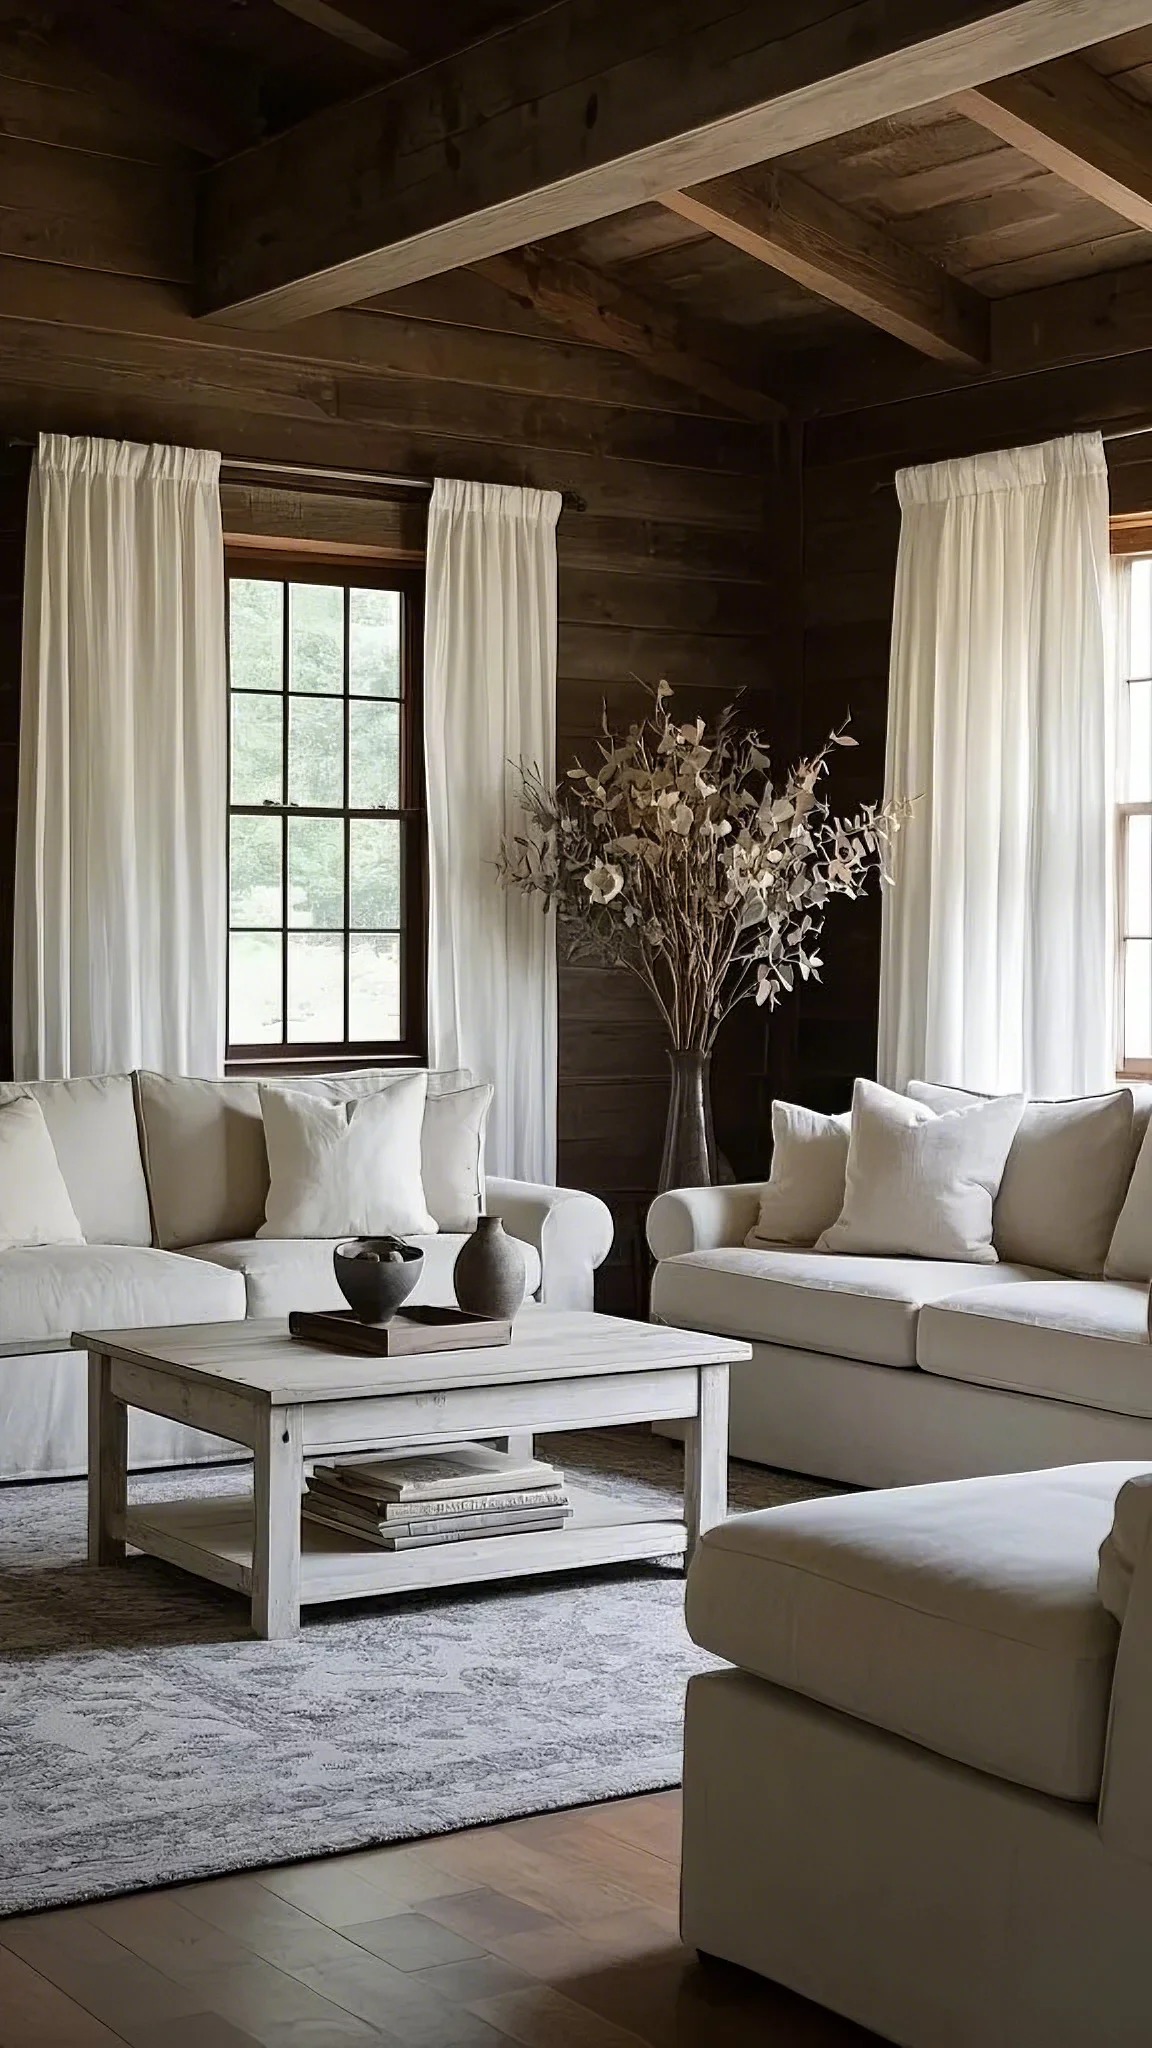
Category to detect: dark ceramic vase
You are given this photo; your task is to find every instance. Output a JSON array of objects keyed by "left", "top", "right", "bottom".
[
  {"left": 658, "top": 1047, "right": 717, "bottom": 1192},
  {"left": 453, "top": 1214, "right": 527, "bottom": 1319},
  {"left": 333, "top": 1237, "right": 423, "bottom": 1323}
]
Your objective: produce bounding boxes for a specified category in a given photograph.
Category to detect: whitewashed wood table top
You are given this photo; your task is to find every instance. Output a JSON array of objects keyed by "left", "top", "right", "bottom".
[{"left": 72, "top": 1309, "right": 751, "bottom": 1405}]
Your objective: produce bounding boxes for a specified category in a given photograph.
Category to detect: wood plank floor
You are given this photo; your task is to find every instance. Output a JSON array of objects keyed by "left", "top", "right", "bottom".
[{"left": 0, "top": 1793, "right": 881, "bottom": 2046}]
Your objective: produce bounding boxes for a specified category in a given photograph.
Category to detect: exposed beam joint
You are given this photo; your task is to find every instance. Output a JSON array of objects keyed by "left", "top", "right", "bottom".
[
  {"left": 195, "top": 0, "right": 1152, "bottom": 325},
  {"left": 957, "top": 55, "right": 1152, "bottom": 231},
  {"left": 474, "top": 245, "right": 785, "bottom": 423},
  {"left": 267, "top": 1, "right": 419, "bottom": 68},
  {"left": 660, "top": 169, "right": 989, "bottom": 367}
]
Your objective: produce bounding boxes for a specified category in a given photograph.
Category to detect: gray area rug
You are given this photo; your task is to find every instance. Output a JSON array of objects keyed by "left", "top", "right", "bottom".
[{"left": 0, "top": 1429, "right": 832, "bottom": 1916}]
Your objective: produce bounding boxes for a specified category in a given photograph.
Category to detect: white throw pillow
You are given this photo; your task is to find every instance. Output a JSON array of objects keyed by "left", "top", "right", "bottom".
[
  {"left": 909, "top": 1080, "right": 1134, "bottom": 1277},
  {"left": 817, "top": 1077, "right": 1024, "bottom": 1264},
  {"left": 421, "top": 1083, "right": 493, "bottom": 1232},
  {"left": 1099, "top": 1472, "right": 1152, "bottom": 1623},
  {"left": 258, "top": 1074, "right": 436, "bottom": 1239},
  {"left": 0, "top": 1095, "right": 86, "bottom": 1250},
  {"left": 745, "top": 1101, "right": 851, "bottom": 1248}
]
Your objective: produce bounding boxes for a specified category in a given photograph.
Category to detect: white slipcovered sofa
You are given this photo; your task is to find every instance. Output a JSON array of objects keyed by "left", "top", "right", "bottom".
[
  {"left": 0, "top": 1068, "right": 613, "bottom": 1482},
  {"left": 649, "top": 1083, "right": 1152, "bottom": 1487},
  {"left": 682, "top": 1461, "right": 1152, "bottom": 2048}
]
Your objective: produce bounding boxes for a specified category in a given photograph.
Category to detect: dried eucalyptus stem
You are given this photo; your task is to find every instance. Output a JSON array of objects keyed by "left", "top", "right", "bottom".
[{"left": 498, "top": 683, "right": 911, "bottom": 1054}]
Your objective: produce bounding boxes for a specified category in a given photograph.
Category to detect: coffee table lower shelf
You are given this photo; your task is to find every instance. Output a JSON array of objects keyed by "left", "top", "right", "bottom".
[{"left": 124, "top": 1485, "right": 688, "bottom": 1608}]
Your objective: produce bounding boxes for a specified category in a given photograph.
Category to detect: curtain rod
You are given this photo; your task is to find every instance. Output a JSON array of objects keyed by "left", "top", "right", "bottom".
[
  {"left": 3, "top": 441, "right": 587, "bottom": 513},
  {"left": 220, "top": 456, "right": 587, "bottom": 514}
]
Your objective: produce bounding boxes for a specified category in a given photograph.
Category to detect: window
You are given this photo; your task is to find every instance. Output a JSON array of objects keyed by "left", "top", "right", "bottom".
[
  {"left": 1117, "top": 553, "right": 1152, "bottom": 1076},
  {"left": 226, "top": 554, "right": 425, "bottom": 1065}
]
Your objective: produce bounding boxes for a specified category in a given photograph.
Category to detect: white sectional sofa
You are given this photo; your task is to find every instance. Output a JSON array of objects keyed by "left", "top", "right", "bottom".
[
  {"left": 0, "top": 1068, "right": 613, "bottom": 1482},
  {"left": 649, "top": 1084, "right": 1152, "bottom": 1488},
  {"left": 681, "top": 1461, "right": 1152, "bottom": 2047}
]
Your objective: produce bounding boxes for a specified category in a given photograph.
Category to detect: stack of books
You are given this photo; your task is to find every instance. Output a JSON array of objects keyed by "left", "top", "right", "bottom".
[{"left": 301, "top": 1442, "right": 571, "bottom": 1550}]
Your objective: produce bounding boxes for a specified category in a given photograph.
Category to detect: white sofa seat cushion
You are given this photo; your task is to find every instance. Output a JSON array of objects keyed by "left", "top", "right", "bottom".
[
  {"left": 186, "top": 1233, "right": 541, "bottom": 1319},
  {"left": 0, "top": 1245, "right": 246, "bottom": 1351},
  {"left": 651, "top": 1247, "right": 1049, "bottom": 1368},
  {"left": 918, "top": 1280, "right": 1152, "bottom": 1417},
  {"left": 686, "top": 1463, "right": 1146, "bottom": 1800}
]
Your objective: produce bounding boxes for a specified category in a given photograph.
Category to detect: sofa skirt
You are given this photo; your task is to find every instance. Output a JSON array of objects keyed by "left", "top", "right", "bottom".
[
  {"left": 0, "top": 1348, "right": 242, "bottom": 1483},
  {"left": 658, "top": 1340, "right": 1152, "bottom": 1487},
  {"left": 682, "top": 1667, "right": 1152, "bottom": 2048}
]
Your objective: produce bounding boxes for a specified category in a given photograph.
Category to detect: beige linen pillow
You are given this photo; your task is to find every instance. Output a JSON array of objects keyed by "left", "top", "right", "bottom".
[
  {"left": 745, "top": 1101, "right": 851, "bottom": 1247},
  {"left": 0, "top": 1096, "right": 86, "bottom": 1249},
  {"left": 909, "top": 1080, "right": 1134, "bottom": 1276},
  {"left": 818, "top": 1077, "right": 1024, "bottom": 1264},
  {"left": 138, "top": 1067, "right": 473, "bottom": 1248},
  {"left": 258, "top": 1075, "right": 436, "bottom": 1239},
  {"left": 421, "top": 1083, "right": 492, "bottom": 1232},
  {"left": 1103, "top": 1115, "right": 1152, "bottom": 1281}
]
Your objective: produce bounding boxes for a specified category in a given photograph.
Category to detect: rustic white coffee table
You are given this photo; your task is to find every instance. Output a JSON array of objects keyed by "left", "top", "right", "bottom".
[{"left": 77, "top": 1310, "right": 750, "bottom": 1639}]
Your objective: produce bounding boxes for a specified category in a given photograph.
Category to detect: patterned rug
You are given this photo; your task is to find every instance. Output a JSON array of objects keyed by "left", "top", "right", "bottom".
[{"left": 0, "top": 1429, "right": 833, "bottom": 1916}]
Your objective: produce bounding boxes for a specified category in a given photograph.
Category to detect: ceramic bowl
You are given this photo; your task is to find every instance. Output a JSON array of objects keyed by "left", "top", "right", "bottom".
[{"left": 333, "top": 1237, "right": 424, "bottom": 1324}]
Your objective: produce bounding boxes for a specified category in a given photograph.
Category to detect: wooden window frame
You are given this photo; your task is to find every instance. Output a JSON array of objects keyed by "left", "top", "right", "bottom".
[
  {"left": 225, "top": 546, "right": 427, "bottom": 1074},
  {"left": 1116, "top": 800, "right": 1152, "bottom": 1081}
]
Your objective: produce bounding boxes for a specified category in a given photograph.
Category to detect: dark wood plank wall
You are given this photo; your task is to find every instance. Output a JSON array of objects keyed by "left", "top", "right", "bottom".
[
  {"left": 0, "top": 36, "right": 789, "bottom": 1308},
  {"left": 790, "top": 353, "right": 1152, "bottom": 1113}
]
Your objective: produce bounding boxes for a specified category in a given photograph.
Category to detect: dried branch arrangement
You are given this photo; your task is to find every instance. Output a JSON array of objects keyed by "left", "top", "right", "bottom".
[{"left": 498, "top": 683, "right": 910, "bottom": 1053}]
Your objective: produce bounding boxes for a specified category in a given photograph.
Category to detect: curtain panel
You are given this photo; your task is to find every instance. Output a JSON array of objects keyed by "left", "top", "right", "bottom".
[
  {"left": 14, "top": 433, "right": 227, "bottom": 1079},
  {"left": 878, "top": 433, "right": 1112, "bottom": 1099},
  {"left": 424, "top": 478, "right": 561, "bottom": 1181}
]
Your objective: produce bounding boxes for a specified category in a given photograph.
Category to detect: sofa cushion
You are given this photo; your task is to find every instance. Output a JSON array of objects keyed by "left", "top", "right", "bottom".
[
  {"left": 138, "top": 1068, "right": 472, "bottom": 1250},
  {"left": 0, "top": 1075, "right": 151, "bottom": 1247},
  {"left": 0, "top": 1244, "right": 246, "bottom": 1352},
  {"left": 908, "top": 1080, "right": 1134, "bottom": 1276},
  {"left": 918, "top": 1280, "right": 1152, "bottom": 1418},
  {"left": 819, "top": 1078, "right": 1023, "bottom": 1264},
  {"left": 186, "top": 1231, "right": 541, "bottom": 1319},
  {"left": 650, "top": 1247, "right": 1048, "bottom": 1368},
  {"left": 745, "top": 1101, "right": 850, "bottom": 1248},
  {"left": 686, "top": 1462, "right": 1146, "bottom": 1800}
]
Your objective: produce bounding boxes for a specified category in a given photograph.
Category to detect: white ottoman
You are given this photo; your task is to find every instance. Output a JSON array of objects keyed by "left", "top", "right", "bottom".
[{"left": 682, "top": 1462, "right": 1152, "bottom": 2048}]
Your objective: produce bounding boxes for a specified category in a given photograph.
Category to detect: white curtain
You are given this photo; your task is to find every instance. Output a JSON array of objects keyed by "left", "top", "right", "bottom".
[
  {"left": 424, "top": 478, "right": 560, "bottom": 1181},
  {"left": 878, "top": 433, "right": 1112, "bottom": 1099},
  {"left": 14, "top": 433, "right": 227, "bottom": 1079}
]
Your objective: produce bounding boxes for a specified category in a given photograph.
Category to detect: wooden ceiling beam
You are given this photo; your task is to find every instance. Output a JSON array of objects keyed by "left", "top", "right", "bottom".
[
  {"left": 267, "top": 1, "right": 421, "bottom": 69},
  {"left": 473, "top": 244, "right": 785, "bottom": 423},
  {"left": 660, "top": 169, "right": 989, "bottom": 367},
  {"left": 957, "top": 55, "right": 1152, "bottom": 231},
  {"left": 194, "top": 0, "right": 1152, "bottom": 325}
]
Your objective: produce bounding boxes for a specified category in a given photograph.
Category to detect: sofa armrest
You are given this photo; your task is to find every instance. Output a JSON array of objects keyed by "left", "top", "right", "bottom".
[
  {"left": 646, "top": 1183, "right": 764, "bottom": 1260},
  {"left": 485, "top": 1177, "right": 615, "bottom": 1312},
  {"left": 1099, "top": 1473, "right": 1152, "bottom": 1863}
]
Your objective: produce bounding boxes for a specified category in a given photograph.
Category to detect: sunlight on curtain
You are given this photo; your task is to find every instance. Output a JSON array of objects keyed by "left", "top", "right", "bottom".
[
  {"left": 878, "top": 434, "right": 1113, "bottom": 1099},
  {"left": 424, "top": 478, "right": 560, "bottom": 1180},
  {"left": 14, "top": 433, "right": 226, "bottom": 1078}
]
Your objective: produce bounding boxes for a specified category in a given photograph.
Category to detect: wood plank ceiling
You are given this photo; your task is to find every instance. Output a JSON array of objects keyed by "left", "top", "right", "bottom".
[{"left": 11, "top": 0, "right": 1152, "bottom": 417}]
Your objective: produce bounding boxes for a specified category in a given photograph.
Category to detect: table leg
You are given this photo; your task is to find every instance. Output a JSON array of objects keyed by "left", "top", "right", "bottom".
[
  {"left": 503, "top": 1432, "right": 534, "bottom": 1462},
  {"left": 684, "top": 1363, "right": 729, "bottom": 1567},
  {"left": 252, "top": 1406, "right": 303, "bottom": 1640},
  {"left": 88, "top": 1351, "right": 127, "bottom": 1565}
]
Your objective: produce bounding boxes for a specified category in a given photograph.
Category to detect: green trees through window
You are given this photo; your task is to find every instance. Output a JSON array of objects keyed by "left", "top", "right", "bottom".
[{"left": 226, "top": 565, "right": 423, "bottom": 1058}]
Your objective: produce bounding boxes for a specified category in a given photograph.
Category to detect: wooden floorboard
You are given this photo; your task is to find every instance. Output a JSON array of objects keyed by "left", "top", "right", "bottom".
[{"left": 0, "top": 1794, "right": 880, "bottom": 2045}]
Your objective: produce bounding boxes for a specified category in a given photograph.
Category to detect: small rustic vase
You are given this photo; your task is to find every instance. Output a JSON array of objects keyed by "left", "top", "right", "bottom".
[{"left": 453, "top": 1214, "right": 527, "bottom": 1319}]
